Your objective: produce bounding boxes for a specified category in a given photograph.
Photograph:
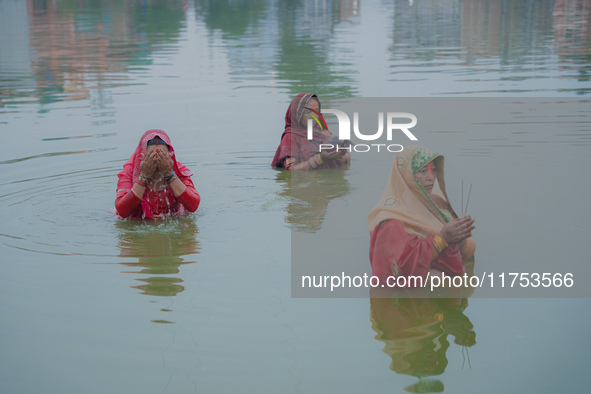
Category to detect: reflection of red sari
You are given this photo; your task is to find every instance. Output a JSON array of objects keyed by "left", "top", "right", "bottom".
[
  {"left": 370, "top": 296, "right": 475, "bottom": 383},
  {"left": 271, "top": 93, "right": 340, "bottom": 169},
  {"left": 115, "top": 129, "right": 200, "bottom": 219}
]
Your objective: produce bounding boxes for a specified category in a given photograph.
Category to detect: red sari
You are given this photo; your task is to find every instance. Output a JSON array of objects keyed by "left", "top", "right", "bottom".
[
  {"left": 368, "top": 146, "right": 475, "bottom": 286},
  {"left": 115, "top": 129, "right": 200, "bottom": 219},
  {"left": 271, "top": 93, "right": 343, "bottom": 169},
  {"left": 369, "top": 219, "right": 465, "bottom": 284}
]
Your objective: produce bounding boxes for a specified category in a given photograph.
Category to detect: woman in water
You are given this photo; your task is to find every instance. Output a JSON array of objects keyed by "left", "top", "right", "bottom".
[
  {"left": 272, "top": 93, "right": 350, "bottom": 170},
  {"left": 115, "top": 129, "right": 200, "bottom": 219},
  {"left": 368, "top": 146, "right": 475, "bottom": 284}
]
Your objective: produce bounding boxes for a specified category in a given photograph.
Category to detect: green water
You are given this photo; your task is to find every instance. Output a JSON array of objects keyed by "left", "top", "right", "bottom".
[{"left": 1, "top": 0, "right": 590, "bottom": 393}]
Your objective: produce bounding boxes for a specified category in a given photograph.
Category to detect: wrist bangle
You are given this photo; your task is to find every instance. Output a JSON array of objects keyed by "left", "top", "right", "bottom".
[
  {"left": 315, "top": 153, "right": 324, "bottom": 165},
  {"left": 433, "top": 234, "right": 449, "bottom": 254},
  {"left": 165, "top": 173, "right": 178, "bottom": 183},
  {"left": 137, "top": 174, "right": 149, "bottom": 184},
  {"left": 136, "top": 179, "right": 147, "bottom": 187}
]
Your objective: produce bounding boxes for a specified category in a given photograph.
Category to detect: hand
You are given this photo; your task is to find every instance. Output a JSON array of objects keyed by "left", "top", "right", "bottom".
[
  {"left": 139, "top": 150, "right": 158, "bottom": 179},
  {"left": 155, "top": 148, "right": 174, "bottom": 176},
  {"left": 334, "top": 151, "right": 350, "bottom": 166},
  {"left": 440, "top": 217, "right": 475, "bottom": 244},
  {"left": 320, "top": 150, "right": 341, "bottom": 162}
]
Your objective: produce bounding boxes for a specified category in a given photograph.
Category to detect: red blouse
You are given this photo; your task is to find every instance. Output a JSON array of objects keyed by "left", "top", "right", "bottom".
[
  {"left": 115, "top": 177, "right": 200, "bottom": 219},
  {"left": 369, "top": 219, "right": 465, "bottom": 285}
]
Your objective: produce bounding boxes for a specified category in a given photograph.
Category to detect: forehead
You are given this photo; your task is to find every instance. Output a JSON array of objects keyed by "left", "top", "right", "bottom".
[
  {"left": 418, "top": 161, "right": 437, "bottom": 171},
  {"left": 146, "top": 143, "right": 169, "bottom": 152},
  {"left": 306, "top": 98, "right": 319, "bottom": 108}
]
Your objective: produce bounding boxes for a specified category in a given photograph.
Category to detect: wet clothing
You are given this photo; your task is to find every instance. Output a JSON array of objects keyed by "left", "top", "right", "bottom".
[
  {"left": 369, "top": 215, "right": 464, "bottom": 284},
  {"left": 115, "top": 129, "right": 200, "bottom": 219},
  {"left": 271, "top": 93, "right": 348, "bottom": 169},
  {"left": 368, "top": 146, "right": 475, "bottom": 283}
]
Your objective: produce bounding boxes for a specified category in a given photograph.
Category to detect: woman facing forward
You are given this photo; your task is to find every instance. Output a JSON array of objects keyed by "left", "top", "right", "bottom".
[
  {"left": 368, "top": 146, "right": 475, "bottom": 285},
  {"left": 272, "top": 93, "right": 350, "bottom": 170},
  {"left": 115, "top": 129, "right": 200, "bottom": 219}
]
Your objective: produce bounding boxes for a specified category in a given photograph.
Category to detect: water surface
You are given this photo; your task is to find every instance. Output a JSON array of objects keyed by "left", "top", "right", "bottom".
[{"left": 1, "top": 0, "right": 590, "bottom": 393}]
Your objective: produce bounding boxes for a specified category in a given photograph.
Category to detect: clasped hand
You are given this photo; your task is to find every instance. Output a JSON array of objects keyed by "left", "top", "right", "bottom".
[
  {"left": 320, "top": 149, "right": 348, "bottom": 165},
  {"left": 139, "top": 148, "right": 174, "bottom": 179},
  {"left": 440, "top": 217, "right": 475, "bottom": 244}
]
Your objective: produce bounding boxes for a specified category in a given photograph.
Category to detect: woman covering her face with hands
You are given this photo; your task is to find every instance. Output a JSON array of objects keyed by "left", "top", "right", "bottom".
[
  {"left": 368, "top": 146, "right": 475, "bottom": 285},
  {"left": 115, "top": 129, "right": 200, "bottom": 219}
]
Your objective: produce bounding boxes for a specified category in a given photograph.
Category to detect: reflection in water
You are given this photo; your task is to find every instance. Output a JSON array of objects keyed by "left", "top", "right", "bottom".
[
  {"left": 1, "top": 0, "right": 188, "bottom": 107},
  {"left": 369, "top": 250, "right": 477, "bottom": 391},
  {"left": 553, "top": 0, "right": 591, "bottom": 83},
  {"left": 2, "top": 0, "right": 591, "bottom": 108},
  {"left": 275, "top": 168, "right": 350, "bottom": 233},
  {"left": 275, "top": 0, "right": 359, "bottom": 97},
  {"left": 116, "top": 217, "right": 199, "bottom": 297},
  {"left": 1, "top": 0, "right": 363, "bottom": 107},
  {"left": 195, "top": 0, "right": 269, "bottom": 40},
  {"left": 390, "top": 0, "right": 591, "bottom": 93},
  {"left": 0, "top": 0, "right": 34, "bottom": 94},
  {"left": 392, "top": 0, "right": 462, "bottom": 53},
  {"left": 370, "top": 297, "right": 476, "bottom": 393},
  {"left": 195, "top": 0, "right": 360, "bottom": 96},
  {"left": 194, "top": 0, "right": 274, "bottom": 88},
  {"left": 392, "top": 0, "right": 557, "bottom": 62},
  {"left": 461, "top": 0, "right": 555, "bottom": 64}
]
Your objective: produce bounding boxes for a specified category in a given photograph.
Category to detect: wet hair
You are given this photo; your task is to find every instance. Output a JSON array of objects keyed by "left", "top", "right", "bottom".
[{"left": 146, "top": 136, "right": 169, "bottom": 149}]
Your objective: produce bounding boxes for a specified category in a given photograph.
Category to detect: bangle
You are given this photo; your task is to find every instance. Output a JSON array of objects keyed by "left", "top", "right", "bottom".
[
  {"left": 164, "top": 173, "right": 175, "bottom": 183},
  {"left": 438, "top": 234, "right": 449, "bottom": 249},
  {"left": 136, "top": 179, "right": 147, "bottom": 187},
  {"left": 315, "top": 153, "right": 324, "bottom": 165},
  {"left": 138, "top": 174, "right": 149, "bottom": 184},
  {"left": 309, "top": 153, "right": 324, "bottom": 169},
  {"left": 165, "top": 173, "right": 178, "bottom": 183},
  {"left": 433, "top": 234, "right": 449, "bottom": 255}
]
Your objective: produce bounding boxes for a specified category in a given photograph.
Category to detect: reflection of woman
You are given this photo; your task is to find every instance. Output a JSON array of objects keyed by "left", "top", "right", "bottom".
[
  {"left": 368, "top": 146, "right": 475, "bottom": 284},
  {"left": 370, "top": 297, "right": 476, "bottom": 393},
  {"left": 271, "top": 93, "right": 350, "bottom": 170},
  {"left": 116, "top": 218, "right": 199, "bottom": 297},
  {"left": 275, "top": 168, "right": 350, "bottom": 233},
  {"left": 115, "top": 129, "right": 200, "bottom": 219}
]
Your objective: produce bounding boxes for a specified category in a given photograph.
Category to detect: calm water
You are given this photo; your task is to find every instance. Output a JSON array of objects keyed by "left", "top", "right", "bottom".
[{"left": 1, "top": 0, "right": 591, "bottom": 393}]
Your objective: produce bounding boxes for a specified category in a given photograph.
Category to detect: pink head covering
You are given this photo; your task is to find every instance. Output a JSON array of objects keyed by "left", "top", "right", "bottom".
[
  {"left": 271, "top": 93, "right": 337, "bottom": 168},
  {"left": 116, "top": 129, "right": 193, "bottom": 218}
]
